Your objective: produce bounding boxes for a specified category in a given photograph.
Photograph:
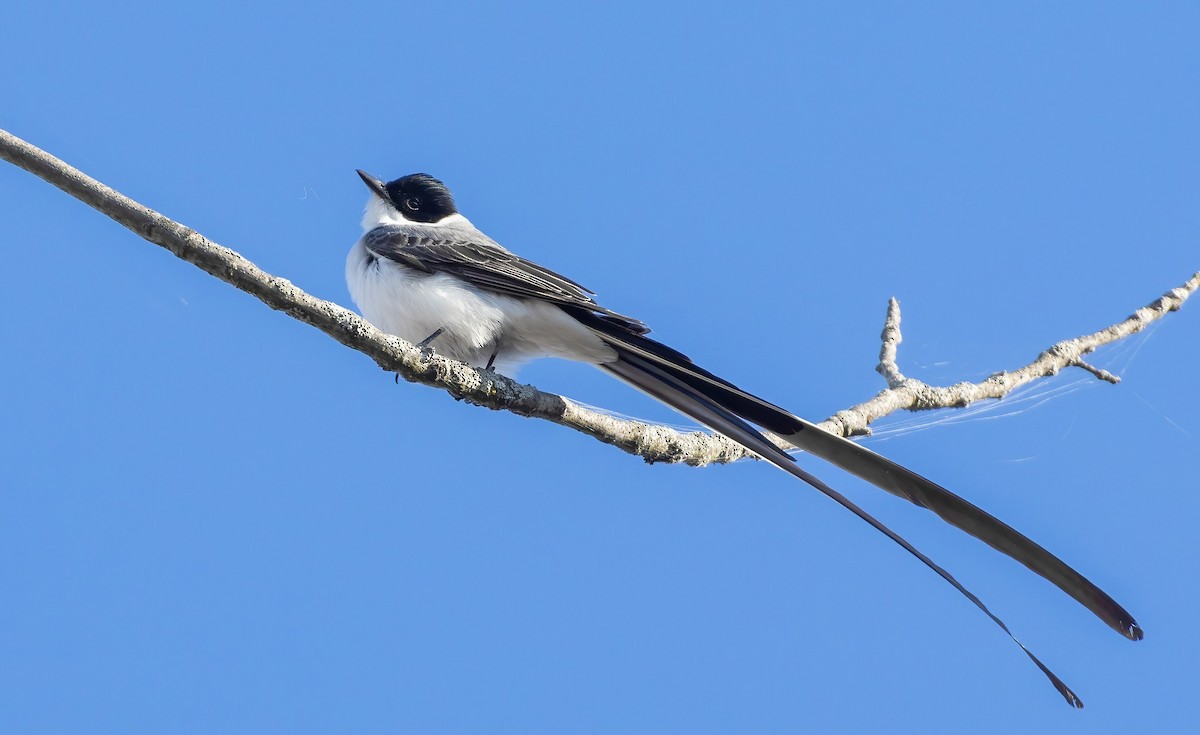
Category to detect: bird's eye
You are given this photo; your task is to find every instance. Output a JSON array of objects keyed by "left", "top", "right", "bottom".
[{"left": 405, "top": 197, "right": 421, "bottom": 210}]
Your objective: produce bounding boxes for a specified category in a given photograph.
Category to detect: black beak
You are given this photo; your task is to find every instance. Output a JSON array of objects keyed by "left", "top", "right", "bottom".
[{"left": 356, "top": 169, "right": 390, "bottom": 201}]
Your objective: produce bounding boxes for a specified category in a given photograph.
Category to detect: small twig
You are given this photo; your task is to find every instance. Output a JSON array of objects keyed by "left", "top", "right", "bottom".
[
  {"left": 876, "top": 297, "right": 907, "bottom": 387},
  {"left": 1073, "top": 360, "right": 1121, "bottom": 385},
  {"left": 1, "top": 127, "right": 1196, "bottom": 466}
]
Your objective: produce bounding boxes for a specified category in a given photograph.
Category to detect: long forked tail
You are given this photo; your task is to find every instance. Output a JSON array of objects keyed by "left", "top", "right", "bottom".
[
  {"left": 598, "top": 352, "right": 1085, "bottom": 707},
  {"left": 569, "top": 307, "right": 1142, "bottom": 644}
]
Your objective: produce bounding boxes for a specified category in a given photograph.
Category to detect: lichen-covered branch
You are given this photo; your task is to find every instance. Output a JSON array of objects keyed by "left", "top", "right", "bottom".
[
  {"left": 2, "top": 127, "right": 1195, "bottom": 466},
  {"left": 821, "top": 276, "right": 1199, "bottom": 439}
]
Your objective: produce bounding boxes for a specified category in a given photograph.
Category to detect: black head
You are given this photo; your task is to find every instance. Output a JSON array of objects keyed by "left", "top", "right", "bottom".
[{"left": 357, "top": 170, "right": 458, "bottom": 224}]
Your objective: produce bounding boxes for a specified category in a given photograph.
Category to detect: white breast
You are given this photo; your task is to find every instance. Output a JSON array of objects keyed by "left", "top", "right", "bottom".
[{"left": 345, "top": 239, "right": 616, "bottom": 376}]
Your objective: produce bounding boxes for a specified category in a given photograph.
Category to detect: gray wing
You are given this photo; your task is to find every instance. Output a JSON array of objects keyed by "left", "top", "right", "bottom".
[{"left": 362, "top": 225, "right": 649, "bottom": 334}]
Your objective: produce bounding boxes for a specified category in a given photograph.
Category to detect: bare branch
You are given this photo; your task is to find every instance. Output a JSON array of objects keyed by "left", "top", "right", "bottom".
[
  {"left": 2, "top": 127, "right": 1196, "bottom": 466},
  {"left": 823, "top": 272, "right": 1200, "bottom": 439}
]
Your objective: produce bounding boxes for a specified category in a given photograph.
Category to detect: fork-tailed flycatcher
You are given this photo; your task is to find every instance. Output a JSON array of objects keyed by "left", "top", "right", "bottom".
[{"left": 346, "top": 170, "right": 1141, "bottom": 707}]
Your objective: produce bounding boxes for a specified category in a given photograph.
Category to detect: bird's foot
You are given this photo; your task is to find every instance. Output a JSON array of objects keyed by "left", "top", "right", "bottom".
[{"left": 417, "top": 327, "right": 445, "bottom": 359}]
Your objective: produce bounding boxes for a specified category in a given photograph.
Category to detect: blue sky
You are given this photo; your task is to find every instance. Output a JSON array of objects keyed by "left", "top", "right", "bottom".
[{"left": 2, "top": 2, "right": 1197, "bottom": 732}]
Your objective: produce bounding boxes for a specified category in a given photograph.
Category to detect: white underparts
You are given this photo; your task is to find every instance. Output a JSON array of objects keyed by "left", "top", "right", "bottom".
[{"left": 346, "top": 238, "right": 616, "bottom": 377}]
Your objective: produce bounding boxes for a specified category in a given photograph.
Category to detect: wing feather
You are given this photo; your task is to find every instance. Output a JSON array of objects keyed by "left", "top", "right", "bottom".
[{"left": 363, "top": 226, "right": 648, "bottom": 333}]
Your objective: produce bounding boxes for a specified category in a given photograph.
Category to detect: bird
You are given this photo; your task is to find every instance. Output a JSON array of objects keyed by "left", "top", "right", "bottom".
[{"left": 346, "top": 169, "right": 1141, "bottom": 707}]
